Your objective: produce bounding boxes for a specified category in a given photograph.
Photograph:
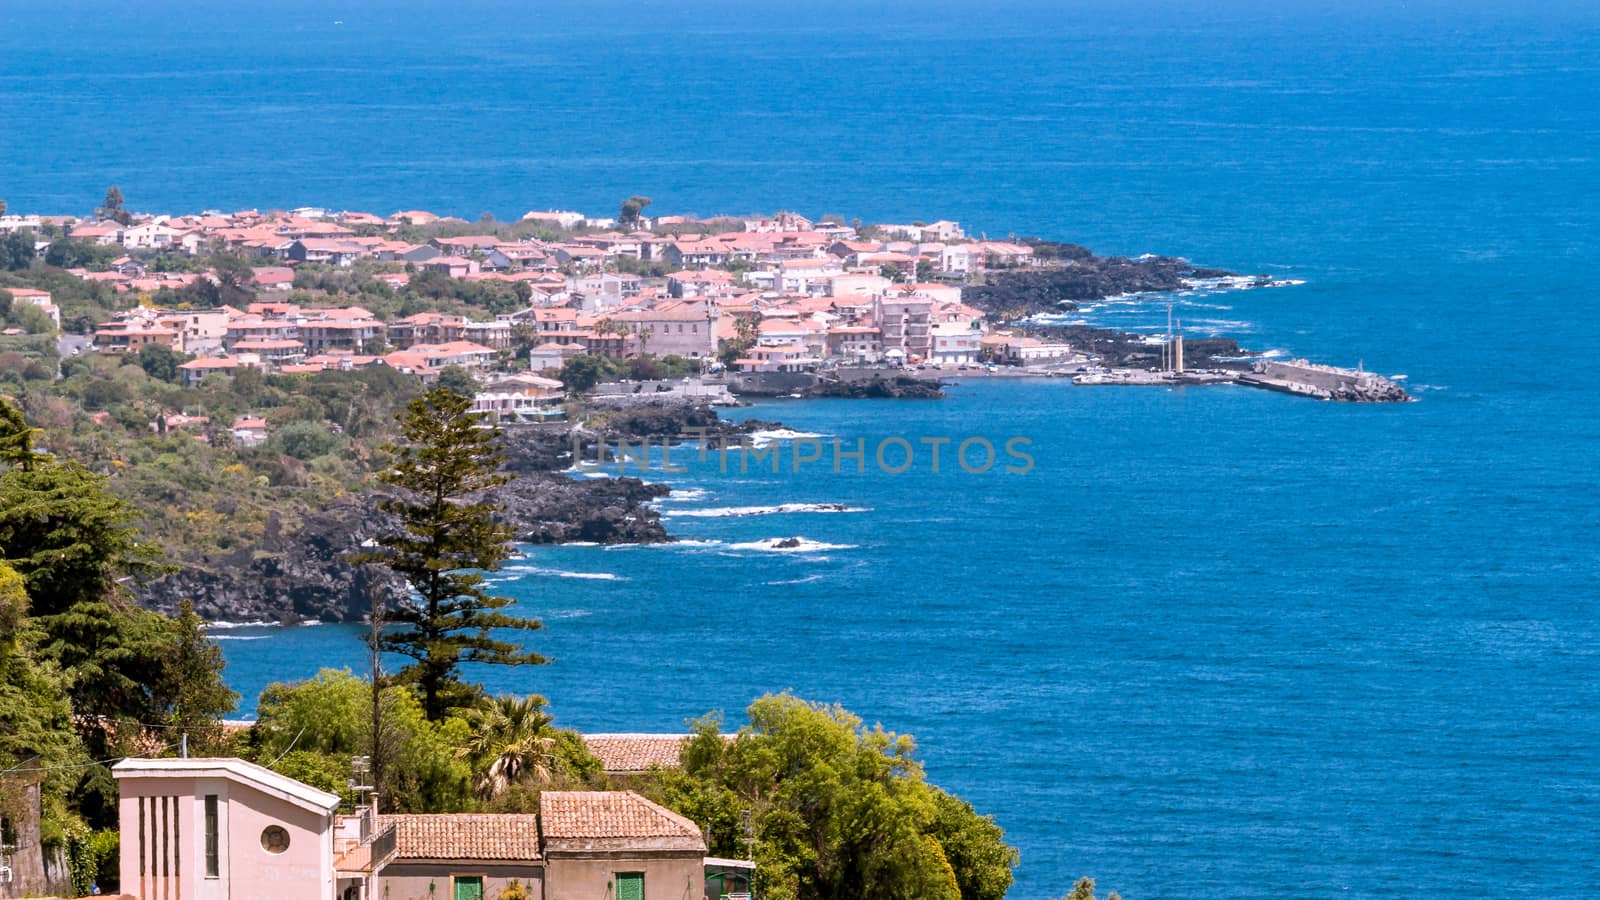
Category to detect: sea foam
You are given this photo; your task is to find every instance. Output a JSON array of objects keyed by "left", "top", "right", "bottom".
[
  {"left": 727, "top": 537, "right": 857, "bottom": 553},
  {"left": 668, "top": 502, "right": 867, "bottom": 518}
]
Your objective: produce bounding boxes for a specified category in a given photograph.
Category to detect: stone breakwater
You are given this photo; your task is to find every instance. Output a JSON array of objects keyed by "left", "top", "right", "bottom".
[
  {"left": 1238, "top": 359, "right": 1411, "bottom": 402},
  {"left": 1072, "top": 361, "right": 1410, "bottom": 402}
]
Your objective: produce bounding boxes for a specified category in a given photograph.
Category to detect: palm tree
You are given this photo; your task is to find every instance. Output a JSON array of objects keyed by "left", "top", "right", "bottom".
[{"left": 463, "top": 694, "right": 557, "bottom": 799}]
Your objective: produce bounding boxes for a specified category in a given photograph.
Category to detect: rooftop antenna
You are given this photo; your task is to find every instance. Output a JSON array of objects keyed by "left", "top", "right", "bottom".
[{"left": 739, "top": 809, "right": 756, "bottom": 862}]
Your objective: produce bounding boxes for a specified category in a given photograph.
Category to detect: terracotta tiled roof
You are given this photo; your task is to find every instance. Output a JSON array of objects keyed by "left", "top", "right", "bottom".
[
  {"left": 582, "top": 734, "right": 691, "bottom": 772},
  {"left": 539, "top": 791, "right": 704, "bottom": 849},
  {"left": 382, "top": 813, "right": 542, "bottom": 861}
]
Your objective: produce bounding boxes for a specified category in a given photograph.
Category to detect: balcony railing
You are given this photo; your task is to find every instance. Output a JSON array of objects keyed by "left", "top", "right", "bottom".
[{"left": 368, "top": 823, "right": 397, "bottom": 871}]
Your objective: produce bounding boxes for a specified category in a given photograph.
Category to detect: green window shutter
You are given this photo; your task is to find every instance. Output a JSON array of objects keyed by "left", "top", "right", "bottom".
[
  {"left": 616, "top": 872, "right": 645, "bottom": 900},
  {"left": 454, "top": 876, "right": 484, "bottom": 900}
]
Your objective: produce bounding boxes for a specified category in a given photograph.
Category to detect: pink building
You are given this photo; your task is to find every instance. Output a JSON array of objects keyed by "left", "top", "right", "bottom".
[
  {"left": 110, "top": 758, "right": 742, "bottom": 900},
  {"left": 112, "top": 757, "right": 380, "bottom": 900}
]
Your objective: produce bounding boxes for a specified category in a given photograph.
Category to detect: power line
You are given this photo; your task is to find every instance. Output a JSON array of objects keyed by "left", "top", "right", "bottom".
[
  {"left": 0, "top": 741, "right": 182, "bottom": 778},
  {"left": 270, "top": 726, "right": 307, "bottom": 765}
]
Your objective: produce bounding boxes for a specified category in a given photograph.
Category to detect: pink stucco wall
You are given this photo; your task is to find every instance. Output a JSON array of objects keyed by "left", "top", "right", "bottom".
[{"left": 117, "top": 774, "right": 334, "bottom": 900}]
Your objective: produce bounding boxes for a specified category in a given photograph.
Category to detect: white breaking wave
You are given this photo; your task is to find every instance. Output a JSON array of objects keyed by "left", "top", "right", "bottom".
[
  {"left": 668, "top": 502, "right": 867, "bottom": 519},
  {"left": 204, "top": 620, "right": 281, "bottom": 629},
  {"left": 499, "top": 564, "right": 623, "bottom": 580},
  {"left": 766, "top": 574, "right": 826, "bottom": 585},
  {"left": 211, "top": 635, "right": 270, "bottom": 641},
  {"left": 728, "top": 537, "right": 858, "bottom": 553},
  {"left": 1187, "top": 318, "right": 1258, "bottom": 333},
  {"left": 657, "top": 487, "right": 711, "bottom": 502},
  {"left": 539, "top": 568, "right": 623, "bottom": 581},
  {"left": 745, "top": 428, "right": 828, "bottom": 448}
]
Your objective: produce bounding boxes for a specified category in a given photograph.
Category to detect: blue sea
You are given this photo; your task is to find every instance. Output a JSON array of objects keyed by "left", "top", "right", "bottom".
[{"left": 5, "top": 2, "right": 1598, "bottom": 896}]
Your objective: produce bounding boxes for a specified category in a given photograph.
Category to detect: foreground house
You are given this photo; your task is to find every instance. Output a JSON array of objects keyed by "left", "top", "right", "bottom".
[
  {"left": 110, "top": 757, "right": 748, "bottom": 900},
  {"left": 113, "top": 757, "right": 356, "bottom": 900}
]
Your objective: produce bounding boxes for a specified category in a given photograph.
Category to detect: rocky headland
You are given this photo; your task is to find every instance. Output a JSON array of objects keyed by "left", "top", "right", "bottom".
[
  {"left": 138, "top": 400, "right": 765, "bottom": 624},
  {"left": 962, "top": 247, "right": 1245, "bottom": 320}
]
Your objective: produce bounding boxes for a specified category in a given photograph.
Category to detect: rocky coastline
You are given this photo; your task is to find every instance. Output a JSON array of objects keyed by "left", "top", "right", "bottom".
[
  {"left": 1021, "top": 322, "right": 1255, "bottom": 370},
  {"left": 799, "top": 374, "right": 946, "bottom": 399},
  {"left": 962, "top": 249, "right": 1244, "bottom": 320},
  {"left": 138, "top": 400, "right": 766, "bottom": 624}
]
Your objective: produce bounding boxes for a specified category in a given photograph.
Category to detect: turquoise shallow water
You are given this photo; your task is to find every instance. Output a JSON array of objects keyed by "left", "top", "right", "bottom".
[{"left": 5, "top": 2, "right": 1599, "bottom": 896}]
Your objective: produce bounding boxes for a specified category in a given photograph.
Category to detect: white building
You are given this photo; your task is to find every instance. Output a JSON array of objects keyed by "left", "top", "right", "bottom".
[{"left": 929, "top": 322, "right": 983, "bottom": 364}]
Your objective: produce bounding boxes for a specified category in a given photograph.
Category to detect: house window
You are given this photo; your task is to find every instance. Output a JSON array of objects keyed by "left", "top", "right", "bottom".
[
  {"left": 615, "top": 872, "right": 645, "bottom": 900},
  {"left": 261, "top": 825, "right": 290, "bottom": 854},
  {"left": 137, "top": 799, "right": 145, "bottom": 877},
  {"left": 204, "top": 795, "right": 219, "bottom": 876},
  {"left": 453, "top": 875, "right": 485, "bottom": 900}
]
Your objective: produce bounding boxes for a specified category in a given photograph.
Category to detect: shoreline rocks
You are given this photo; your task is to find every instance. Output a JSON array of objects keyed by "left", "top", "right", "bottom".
[
  {"left": 136, "top": 495, "right": 408, "bottom": 624},
  {"left": 139, "top": 401, "right": 769, "bottom": 624},
  {"left": 496, "top": 472, "right": 671, "bottom": 544},
  {"left": 800, "top": 374, "right": 946, "bottom": 399},
  {"left": 963, "top": 253, "right": 1245, "bottom": 320},
  {"left": 1023, "top": 323, "right": 1253, "bottom": 370}
]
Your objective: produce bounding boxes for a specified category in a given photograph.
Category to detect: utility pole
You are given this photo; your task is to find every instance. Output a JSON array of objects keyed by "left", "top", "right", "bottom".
[{"left": 366, "top": 586, "right": 386, "bottom": 814}]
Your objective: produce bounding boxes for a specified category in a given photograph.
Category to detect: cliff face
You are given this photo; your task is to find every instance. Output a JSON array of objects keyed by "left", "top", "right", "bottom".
[
  {"left": 138, "top": 403, "right": 758, "bottom": 623},
  {"left": 498, "top": 472, "right": 671, "bottom": 544},
  {"left": 138, "top": 495, "right": 407, "bottom": 623}
]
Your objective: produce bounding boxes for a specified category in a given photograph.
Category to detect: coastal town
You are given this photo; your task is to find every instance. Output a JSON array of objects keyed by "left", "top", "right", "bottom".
[{"left": 0, "top": 198, "right": 1408, "bottom": 425}]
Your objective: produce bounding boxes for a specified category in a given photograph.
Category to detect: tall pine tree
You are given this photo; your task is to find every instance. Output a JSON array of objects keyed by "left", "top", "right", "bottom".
[{"left": 365, "top": 388, "right": 545, "bottom": 720}]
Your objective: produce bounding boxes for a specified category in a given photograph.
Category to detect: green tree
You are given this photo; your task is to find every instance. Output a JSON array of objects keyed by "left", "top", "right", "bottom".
[
  {"left": 0, "top": 445, "right": 151, "bottom": 626},
  {"left": 557, "top": 355, "right": 605, "bottom": 394},
  {"left": 0, "top": 399, "right": 44, "bottom": 469},
  {"left": 43, "top": 239, "right": 80, "bottom": 269},
  {"left": 434, "top": 364, "right": 477, "bottom": 399},
  {"left": 0, "top": 229, "right": 35, "bottom": 270},
  {"left": 1053, "top": 877, "right": 1121, "bottom": 900},
  {"left": 717, "top": 315, "right": 759, "bottom": 367},
  {"left": 99, "top": 187, "right": 131, "bottom": 226},
  {"left": 138, "top": 344, "right": 182, "bottom": 383},
  {"left": 0, "top": 563, "right": 85, "bottom": 849},
  {"left": 617, "top": 195, "right": 652, "bottom": 230},
  {"left": 362, "top": 389, "right": 545, "bottom": 720},
  {"left": 462, "top": 694, "right": 557, "bottom": 800},
  {"left": 269, "top": 420, "right": 340, "bottom": 460},
  {"left": 646, "top": 694, "right": 1018, "bottom": 900},
  {"left": 252, "top": 668, "right": 473, "bottom": 812},
  {"left": 144, "top": 602, "right": 239, "bottom": 752},
  {"left": 11, "top": 302, "right": 55, "bottom": 335},
  {"left": 0, "top": 400, "right": 238, "bottom": 767}
]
